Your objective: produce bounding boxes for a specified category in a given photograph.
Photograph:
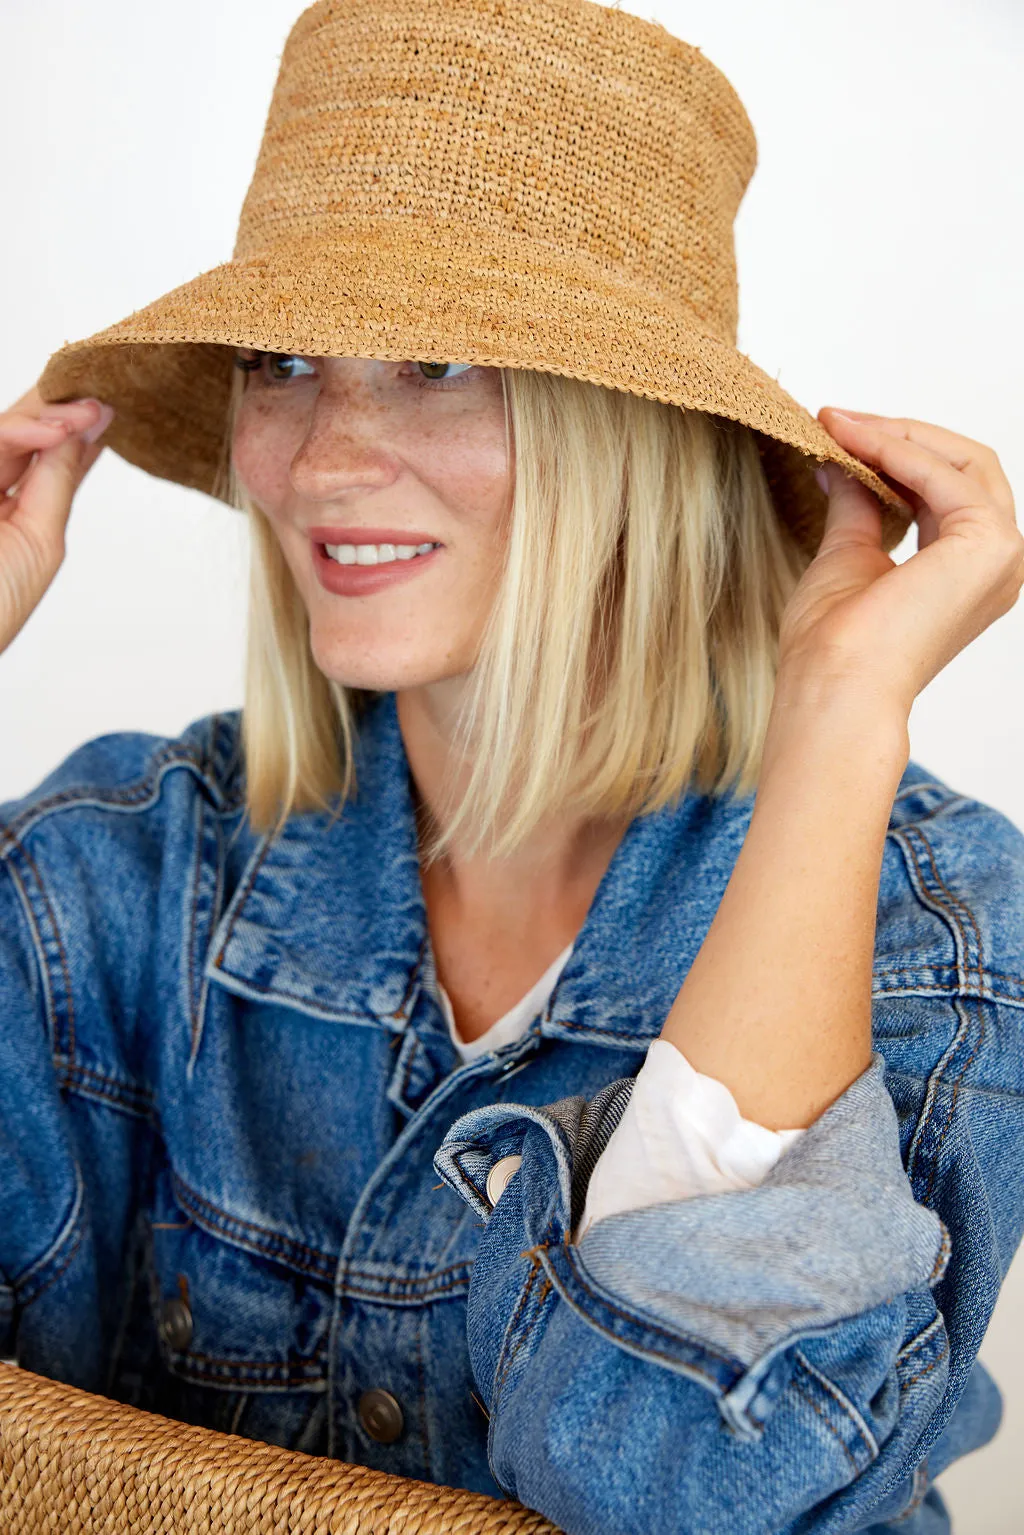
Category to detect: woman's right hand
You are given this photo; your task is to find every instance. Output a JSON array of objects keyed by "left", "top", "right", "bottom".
[{"left": 0, "top": 386, "right": 115, "bottom": 656}]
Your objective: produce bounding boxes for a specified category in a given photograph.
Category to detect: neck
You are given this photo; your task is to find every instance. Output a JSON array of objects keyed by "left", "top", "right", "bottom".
[{"left": 395, "top": 683, "right": 630, "bottom": 930}]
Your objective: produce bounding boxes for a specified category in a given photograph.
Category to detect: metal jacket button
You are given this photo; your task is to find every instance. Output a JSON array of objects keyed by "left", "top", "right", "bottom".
[
  {"left": 485, "top": 1154, "right": 523, "bottom": 1207},
  {"left": 158, "top": 1297, "right": 193, "bottom": 1352},
  {"left": 358, "top": 1388, "right": 404, "bottom": 1443}
]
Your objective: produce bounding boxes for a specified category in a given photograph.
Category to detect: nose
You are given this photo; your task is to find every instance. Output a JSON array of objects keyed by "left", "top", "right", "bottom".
[{"left": 287, "top": 362, "right": 399, "bottom": 502}]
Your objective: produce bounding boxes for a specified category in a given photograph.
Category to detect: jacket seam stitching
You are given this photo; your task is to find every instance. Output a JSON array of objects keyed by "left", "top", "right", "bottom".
[
  {"left": 894, "top": 827, "right": 988, "bottom": 1206},
  {"left": 914, "top": 827, "right": 986, "bottom": 989},
  {"left": 556, "top": 1234, "right": 736, "bottom": 1372},
  {"left": 163, "top": 1356, "right": 327, "bottom": 1389},
  {"left": 793, "top": 1349, "right": 880, "bottom": 1459},
  {"left": 171, "top": 1172, "right": 337, "bottom": 1273},
  {"left": 525, "top": 1235, "right": 727, "bottom": 1388},
  {"left": 165, "top": 1187, "right": 477, "bottom": 1299},
  {"left": 0, "top": 747, "right": 220, "bottom": 839},
  {"left": 927, "top": 1224, "right": 951, "bottom": 1284},
  {"left": 896, "top": 1313, "right": 944, "bottom": 1364},
  {"left": 15, "top": 1218, "right": 85, "bottom": 1311},
  {"left": 0, "top": 827, "right": 76, "bottom": 1061},
  {"left": 390, "top": 931, "right": 427, "bottom": 1024},
  {"left": 450, "top": 1148, "right": 491, "bottom": 1209},
  {"left": 898, "top": 1337, "right": 950, "bottom": 1394},
  {"left": 493, "top": 1257, "right": 546, "bottom": 1403},
  {"left": 887, "top": 794, "right": 965, "bottom": 829},
  {"left": 873, "top": 970, "right": 1019, "bottom": 995},
  {"left": 186, "top": 792, "right": 205, "bottom": 1063},
  {"left": 58, "top": 1062, "right": 155, "bottom": 1119},
  {"left": 167, "top": 1344, "right": 328, "bottom": 1371},
  {"left": 11, "top": 1166, "right": 86, "bottom": 1305},
  {"left": 342, "top": 1270, "right": 472, "bottom": 1301},
  {"left": 789, "top": 1371, "right": 861, "bottom": 1476},
  {"left": 213, "top": 831, "right": 276, "bottom": 967}
]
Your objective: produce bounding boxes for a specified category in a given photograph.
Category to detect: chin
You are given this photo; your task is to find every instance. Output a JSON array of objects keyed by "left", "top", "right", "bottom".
[{"left": 308, "top": 641, "right": 455, "bottom": 694}]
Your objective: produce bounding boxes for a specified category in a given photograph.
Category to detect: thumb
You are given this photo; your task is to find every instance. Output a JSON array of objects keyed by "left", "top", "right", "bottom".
[{"left": 815, "top": 462, "right": 884, "bottom": 551}]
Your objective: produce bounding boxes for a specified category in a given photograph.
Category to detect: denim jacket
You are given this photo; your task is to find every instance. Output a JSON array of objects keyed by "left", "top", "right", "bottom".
[{"left": 2, "top": 689, "right": 1022, "bottom": 1534}]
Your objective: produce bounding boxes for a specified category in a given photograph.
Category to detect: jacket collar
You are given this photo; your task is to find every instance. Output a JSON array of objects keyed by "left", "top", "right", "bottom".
[{"left": 206, "top": 689, "right": 763, "bottom": 1049}]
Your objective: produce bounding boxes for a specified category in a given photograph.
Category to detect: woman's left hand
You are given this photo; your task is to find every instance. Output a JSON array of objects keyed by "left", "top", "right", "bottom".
[{"left": 776, "top": 407, "right": 1023, "bottom": 718}]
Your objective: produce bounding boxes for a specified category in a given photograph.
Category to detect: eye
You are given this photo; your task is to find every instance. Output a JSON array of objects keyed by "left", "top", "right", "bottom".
[
  {"left": 267, "top": 354, "right": 315, "bottom": 382},
  {"left": 231, "top": 351, "right": 475, "bottom": 390},
  {"left": 414, "top": 361, "right": 474, "bottom": 389},
  {"left": 231, "top": 349, "right": 316, "bottom": 383}
]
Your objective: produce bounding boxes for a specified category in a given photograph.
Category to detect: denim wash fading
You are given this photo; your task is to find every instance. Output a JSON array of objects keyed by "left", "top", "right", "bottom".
[{"left": 1, "top": 688, "right": 1022, "bottom": 1535}]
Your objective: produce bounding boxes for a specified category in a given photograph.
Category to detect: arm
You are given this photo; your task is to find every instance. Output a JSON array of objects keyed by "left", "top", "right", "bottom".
[
  {"left": 570, "top": 672, "right": 903, "bottom": 1241},
  {"left": 657, "top": 398, "right": 1022, "bottom": 1134},
  {"left": 658, "top": 669, "right": 909, "bottom": 1130}
]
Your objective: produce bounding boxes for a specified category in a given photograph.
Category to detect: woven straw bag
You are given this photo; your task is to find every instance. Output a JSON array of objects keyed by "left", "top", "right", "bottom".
[{"left": 0, "top": 1361, "right": 559, "bottom": 1533}]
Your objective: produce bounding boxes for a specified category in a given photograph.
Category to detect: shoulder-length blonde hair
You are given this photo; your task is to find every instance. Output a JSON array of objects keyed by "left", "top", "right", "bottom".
[{"left": 211, "top": 360, "right": 808, "bottom": 866}]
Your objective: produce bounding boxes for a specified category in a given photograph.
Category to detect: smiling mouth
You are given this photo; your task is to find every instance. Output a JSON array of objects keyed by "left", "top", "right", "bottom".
[
  {"left": 320, "top": 540, "right": 442, "bottom": 567},
  {"left": 312, "top": 539, "right": 443, "bottom": 593}
]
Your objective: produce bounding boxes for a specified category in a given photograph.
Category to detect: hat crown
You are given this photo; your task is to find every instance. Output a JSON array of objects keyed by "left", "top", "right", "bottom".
[{"left": 232, "top": 0, "right": 758, "bottom": 346}]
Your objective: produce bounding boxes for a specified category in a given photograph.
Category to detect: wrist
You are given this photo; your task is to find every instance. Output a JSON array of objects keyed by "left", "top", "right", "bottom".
[{"left": 764, "top": 665, "right": 911, "bottom": 778}]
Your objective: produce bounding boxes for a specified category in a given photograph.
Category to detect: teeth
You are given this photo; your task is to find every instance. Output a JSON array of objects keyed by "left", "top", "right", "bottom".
[{"left": 324, "top": 541, "right": 438, "bottom": 566}]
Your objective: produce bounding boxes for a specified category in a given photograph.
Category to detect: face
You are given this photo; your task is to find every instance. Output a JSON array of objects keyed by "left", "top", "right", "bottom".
[{"left": 230, "top": 351, "right": 513, "bottom": 692}]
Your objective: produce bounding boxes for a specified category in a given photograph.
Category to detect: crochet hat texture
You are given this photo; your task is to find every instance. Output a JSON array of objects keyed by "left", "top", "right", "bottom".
[{"left": 35, "top": 0, "right": 913, "bottom": 558}]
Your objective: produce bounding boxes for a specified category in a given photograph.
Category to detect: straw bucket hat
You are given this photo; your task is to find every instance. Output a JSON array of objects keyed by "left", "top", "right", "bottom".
[{"left": 35, "top": 0, "right": 913, "bottom": 559}]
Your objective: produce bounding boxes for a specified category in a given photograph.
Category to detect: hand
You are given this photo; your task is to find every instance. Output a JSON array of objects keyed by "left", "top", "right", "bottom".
[
  {"left": 0, "top": 386, "right": 115, "bottom": 656},
  {"left": 775, "top": 408, "right": 1023, "bottom": 719}
]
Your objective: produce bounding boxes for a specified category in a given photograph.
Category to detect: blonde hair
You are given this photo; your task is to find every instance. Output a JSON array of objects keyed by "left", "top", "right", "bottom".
[{"left": 211, "top": 360, "right": 809, "bottom": 866}]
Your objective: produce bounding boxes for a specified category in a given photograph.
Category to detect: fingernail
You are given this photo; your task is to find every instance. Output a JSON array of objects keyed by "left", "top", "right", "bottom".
[
  {"left": 827, "top": 409, "right": 865, "bottom": 423},
  {"left": 81, "top": 402, "right": 116, "bottom": 443},
  {"left": 814, "top": 465, "right": 830, "bottom": 494}
]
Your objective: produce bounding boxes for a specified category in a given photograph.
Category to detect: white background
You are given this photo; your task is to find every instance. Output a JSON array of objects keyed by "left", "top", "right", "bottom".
[{"left": 1, "top": 1, "right": 1022, "bottom": 1526}]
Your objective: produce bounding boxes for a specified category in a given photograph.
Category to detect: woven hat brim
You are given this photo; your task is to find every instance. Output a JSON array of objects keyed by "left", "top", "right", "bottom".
[{"left": 36, "top": 219, "right": 914, "bottom": 556}]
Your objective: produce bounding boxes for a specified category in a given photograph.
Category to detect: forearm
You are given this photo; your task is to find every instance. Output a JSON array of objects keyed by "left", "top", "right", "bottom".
[{"left": 659, "top": 672, "right": 910, "bottom": 1129}]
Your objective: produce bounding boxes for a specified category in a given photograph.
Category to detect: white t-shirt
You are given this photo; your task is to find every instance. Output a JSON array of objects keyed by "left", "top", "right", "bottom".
[{"left": 432, "top": 942, "right": 805, "bottom": 1241}]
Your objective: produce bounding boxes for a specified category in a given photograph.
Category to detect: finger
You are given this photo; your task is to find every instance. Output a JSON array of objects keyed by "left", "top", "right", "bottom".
[
  {"left": 817, "top": 415, "right": 1005, "bottom": 529},
  {"left": 819, "top": 407, "right": 1004, "bottom": 485},
  {"left": 819, "top": 409, "right": 1015, "bottom": 521},
  {"left": 0, "top": 415, "right": 72, "bottom": 490},
  {"left": 0, "top": 400, "right": 112, "bottom": 478},
  {"left": 6, "top": 387, "right": 110, "bottom": 426},
  {"left": 1, "top": 413, "right": 113, "bottom": 506},
  {"left": 821, "top": 454, "right": 940, "bottom": 553},
  {"left": 816, "top": 462, "right": 885, "bottom": 552},
  {"left": 5, "top": 434, "right": 93, "bottom": 550}
]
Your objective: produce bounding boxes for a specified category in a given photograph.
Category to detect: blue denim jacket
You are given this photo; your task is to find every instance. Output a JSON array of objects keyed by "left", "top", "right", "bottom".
[{"left": 2, "top": 689, "right": 1022, "bottom": 1534}]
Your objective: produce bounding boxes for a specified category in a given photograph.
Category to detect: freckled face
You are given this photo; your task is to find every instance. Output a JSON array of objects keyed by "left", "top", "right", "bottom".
[{"left": 230, "top": 352, "right": 513, "bottom": 691}]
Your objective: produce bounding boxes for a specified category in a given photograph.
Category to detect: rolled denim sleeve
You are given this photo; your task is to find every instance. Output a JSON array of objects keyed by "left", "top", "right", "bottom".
[{"left": 433, "top": 1050, "right": 951, "bottom": 1535}]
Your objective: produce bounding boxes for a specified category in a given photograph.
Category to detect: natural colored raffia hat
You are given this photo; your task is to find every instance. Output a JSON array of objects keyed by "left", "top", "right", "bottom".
[{"left": 35, "top": 0, "right": 913, "bottom": 558}]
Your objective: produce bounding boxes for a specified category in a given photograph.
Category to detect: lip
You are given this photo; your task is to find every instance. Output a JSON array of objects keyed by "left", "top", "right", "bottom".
[
  {"left": 307, "top": 526, "right": 442, "bottom": 546},
  {"left": 312, "top": 539, "right": 443, "bottom": 596}
]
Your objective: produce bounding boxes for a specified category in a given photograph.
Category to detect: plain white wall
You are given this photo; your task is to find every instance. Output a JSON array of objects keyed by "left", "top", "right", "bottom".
[{"left": 1, "top": 0, "right": 1021, "bottom": 1526}]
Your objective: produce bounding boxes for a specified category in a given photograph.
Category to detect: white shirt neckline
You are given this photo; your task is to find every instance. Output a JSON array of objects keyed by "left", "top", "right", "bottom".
[{"left": 435, "top": 941, "right": 575, "bottom": 1062}]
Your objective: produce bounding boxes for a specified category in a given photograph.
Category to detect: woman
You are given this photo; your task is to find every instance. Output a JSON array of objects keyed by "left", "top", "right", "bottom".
[{"left": 2, "top": 1, "right": 1023, "bottom": 1531}]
